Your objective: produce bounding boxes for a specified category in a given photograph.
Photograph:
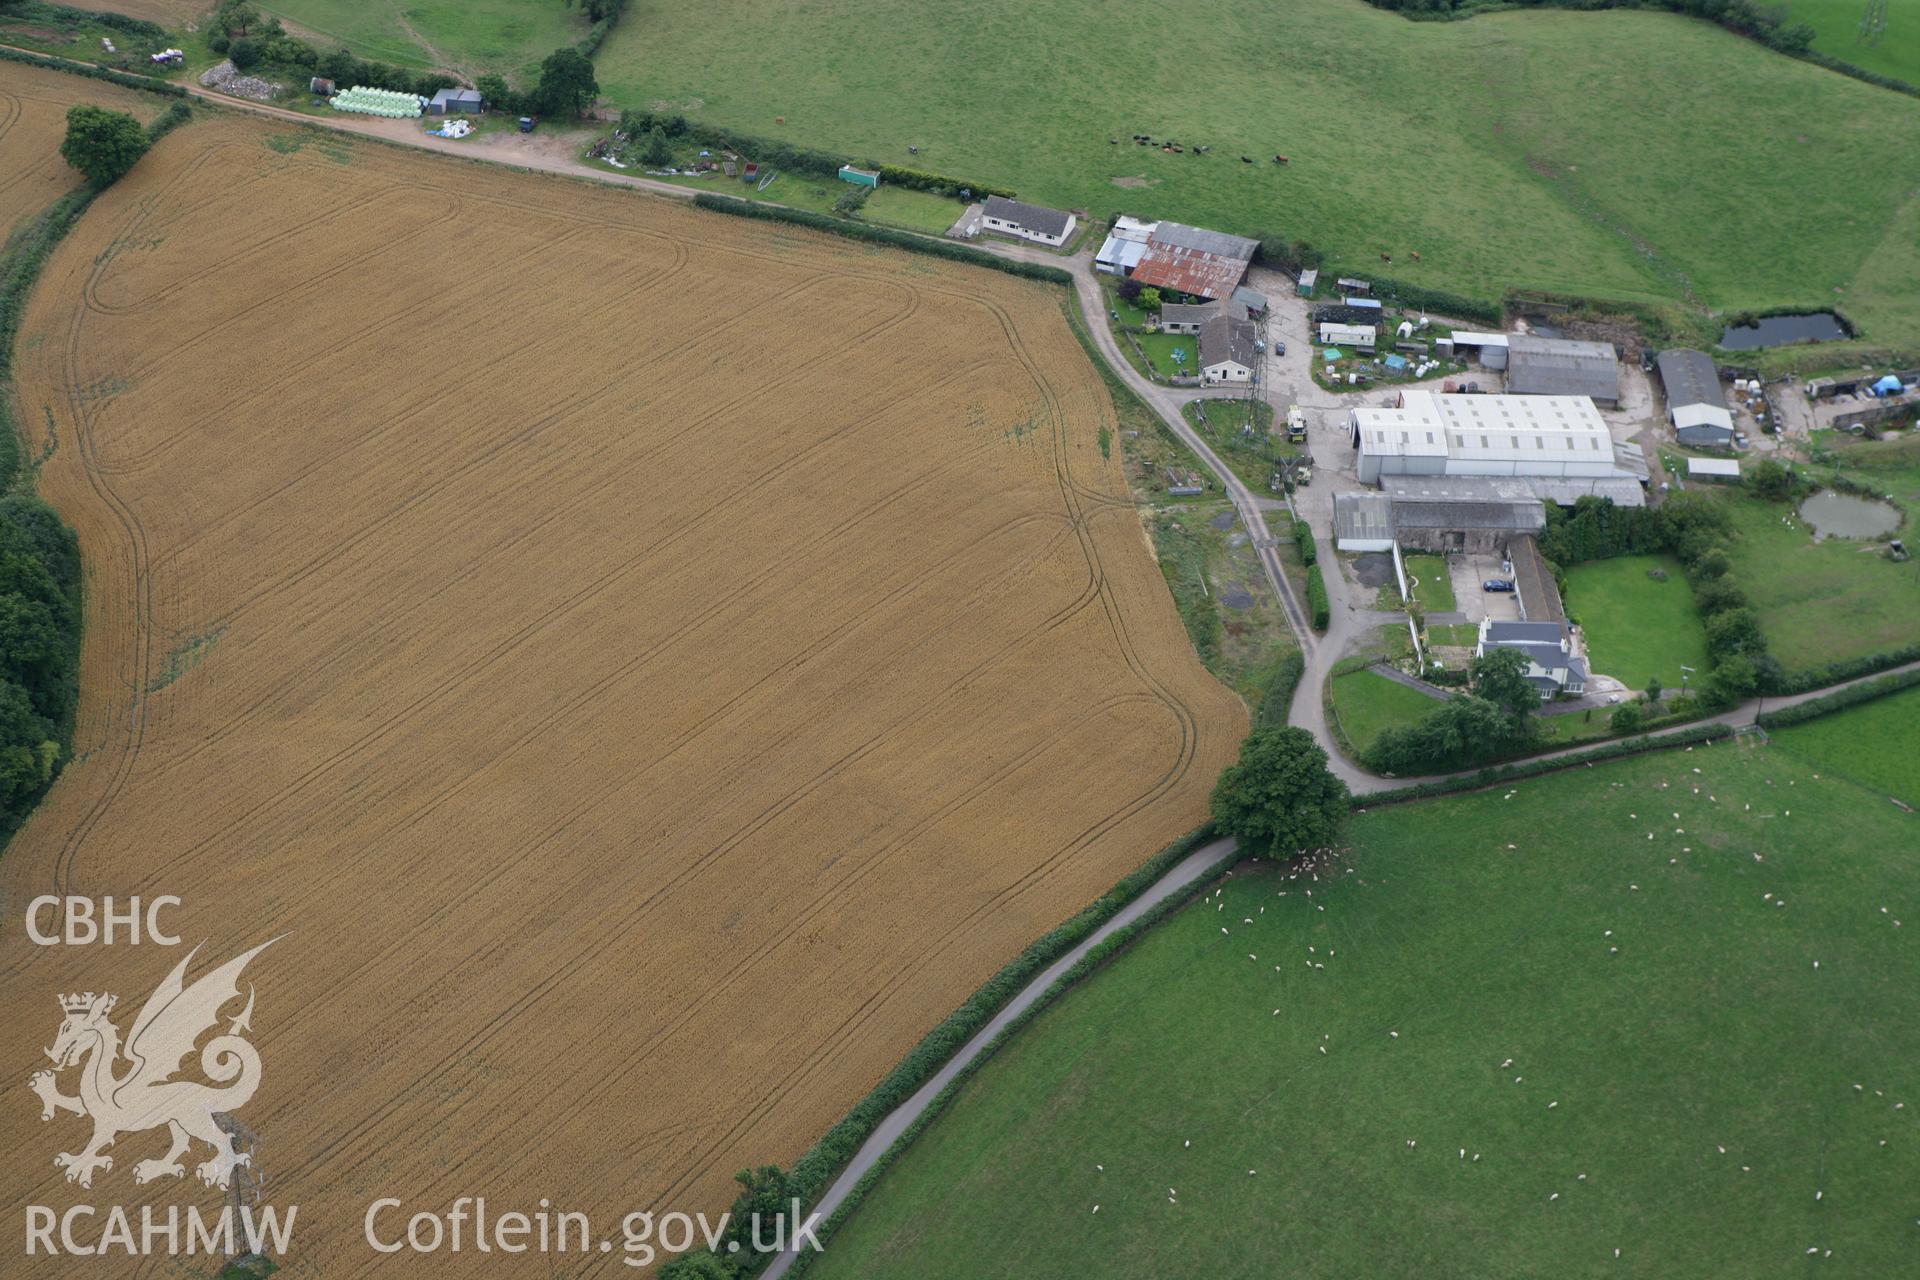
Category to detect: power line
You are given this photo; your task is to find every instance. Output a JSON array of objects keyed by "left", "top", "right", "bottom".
[{"left": 1860, "top": 0, "right": 1888, "bottom": 47}]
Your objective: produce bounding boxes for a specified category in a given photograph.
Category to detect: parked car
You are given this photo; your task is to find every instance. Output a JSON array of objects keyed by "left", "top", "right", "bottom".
[
  {"left": 518, "top": 116, "right": 536, "bottom": 132},
  {"left": 1482, "top": 579, "right": 1515, "bottom": 592}
]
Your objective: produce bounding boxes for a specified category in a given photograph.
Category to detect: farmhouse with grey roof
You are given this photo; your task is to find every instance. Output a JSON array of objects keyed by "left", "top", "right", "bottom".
[
  {"left": 979, "top": 195, "right": 1077, "bottom": 246},
  {"left": 1477, "top": 619, "right": 1587, "bottom": 696},
  {"left": 1199, "top": 314, "right": 1258, "bottom": 384}
]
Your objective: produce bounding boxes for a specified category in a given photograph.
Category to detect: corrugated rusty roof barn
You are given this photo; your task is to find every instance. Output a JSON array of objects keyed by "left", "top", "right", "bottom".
[{"left": 1128, "top": 221, "right": 1258, "bottom": 300}]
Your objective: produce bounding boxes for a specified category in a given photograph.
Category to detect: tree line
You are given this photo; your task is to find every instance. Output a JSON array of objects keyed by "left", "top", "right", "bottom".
[{"left": 0, "top": 496, "right": 80, "bottom": 839}]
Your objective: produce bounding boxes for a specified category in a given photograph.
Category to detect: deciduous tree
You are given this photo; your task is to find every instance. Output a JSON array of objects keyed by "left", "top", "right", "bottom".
[
  {"left": 1210, "top": 726, "right": 1350, "bottom": 858},
  {"left": 534, "top": 47, "right": 598, "bottom": 118},
  {"left": 59, "top": 105, "right": 150, "bottom": 187}
]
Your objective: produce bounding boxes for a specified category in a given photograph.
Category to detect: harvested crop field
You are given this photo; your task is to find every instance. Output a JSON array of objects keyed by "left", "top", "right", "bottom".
[
  {"left": 0, "top": 58, "right": 157, "bottom": 234},
  {"left": 0, "top": 101, "right": 1242, "bottom": 1273}
]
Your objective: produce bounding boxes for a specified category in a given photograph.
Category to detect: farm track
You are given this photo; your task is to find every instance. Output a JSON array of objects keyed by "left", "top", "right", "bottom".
[{"left": 0, "top": 88, "right": 1244, "bottom": 1271}]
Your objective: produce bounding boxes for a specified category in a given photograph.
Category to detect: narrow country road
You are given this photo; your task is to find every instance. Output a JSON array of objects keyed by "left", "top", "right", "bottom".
[{"left": 757, "top": 834, "right": 1242, "bottom": 1279}]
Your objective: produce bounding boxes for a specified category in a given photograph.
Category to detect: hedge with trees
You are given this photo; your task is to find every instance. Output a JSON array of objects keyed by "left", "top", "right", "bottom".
[{"left": 1305, "top": 565, "right": 1329, "bottom": 630}]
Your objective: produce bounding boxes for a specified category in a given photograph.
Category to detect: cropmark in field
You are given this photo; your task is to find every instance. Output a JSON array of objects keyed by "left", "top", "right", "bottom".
[{"left": 0, "top": 89, "right": 1243, "bottom": 1274}]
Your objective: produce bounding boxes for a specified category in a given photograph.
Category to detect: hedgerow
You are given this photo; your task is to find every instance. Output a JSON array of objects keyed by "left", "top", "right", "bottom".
[
  {"left": 1765, "top": 644, "right": 1920, "bottom": 697},
  {"left": 1294, "top": 519, "right": 1317, "bottom": 566},
  {"left": 1755, "top": 666, "right": 1920, "bottom": 730},
  {"left": 1360, "top": 722, "right": 1734, "bottom": 806},
  {"left": 691, "top": 195, "right": 1072, "bottom": 284},
  {"left": 0, "top": 46, "right": 187, "bottom": 97},
  {"left": 1255, "top": 651, "right": 1306, "bottom": 730},
  {"left": 1306, "top": 565, "right": 1329, "bottom": 630}
]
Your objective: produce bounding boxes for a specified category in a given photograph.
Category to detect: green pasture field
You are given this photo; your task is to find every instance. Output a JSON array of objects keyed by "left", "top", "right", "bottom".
[
  {"left": 257, "top": 0, "right": 586, "bottom": 82},
  {"left": 1715, "top": 494, "right": 1920, "bottom": 674},
  {"left": 1563, "top": 555, "right": 1709, "bottom": 692},
  {"left": 1786, "top": 0, "right": 1920, "bottom": 85},
  {"left": 1329, "top": 669, "right": 1441, "bottom": 755},
  {"left": 588, "top": 1, "right": 1920, "bottom": 350},
  {"left": 1812, "top": 430, "right": 1920, "bottom": 505},
  {"left": 1772, "top": 682, "right": 1920, "bottom": 805},
  {"left": 811, "top": 739, "right": 1920, "bottom": 1279}
]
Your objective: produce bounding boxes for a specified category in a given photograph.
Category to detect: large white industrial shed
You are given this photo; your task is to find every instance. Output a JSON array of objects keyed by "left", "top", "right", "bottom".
[{"left": 1349, "top": 390, "right": 1622, "bottom": 484}]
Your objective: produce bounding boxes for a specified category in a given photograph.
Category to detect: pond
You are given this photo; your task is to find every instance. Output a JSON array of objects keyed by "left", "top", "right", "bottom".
[
  {"left": 1799, "top": 490, "right": 1901, "bottom": 541},
  {"left": 1718, "top": 312, "right": 1848, "bottom": 350}
]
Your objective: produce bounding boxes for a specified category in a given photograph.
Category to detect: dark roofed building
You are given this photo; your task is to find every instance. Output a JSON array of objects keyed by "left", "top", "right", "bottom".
[
  {"left": 1508, "top": 534, "right": 1565, "bottom": 624},
  {"left": 1656, "top": 348, "right": 1734, "bottom": 447},
  {"left": 1392, "top": 499, "right": 1545, "bottom": 537},
  {"left": 979, "top": 195, "right": 1077, "bottom": 246},
  {"left": 1158, "top": 301, "right": 1218, "bottom": 334},
  {"left": 1506, "top": 335, "right": 1620, "bottom": 404},
  {"left": 1371, "top": 476, "right": 1545, "bottom": 554},
  {"left": 429, "top": 86, "right": 484, "bottom": 115}
]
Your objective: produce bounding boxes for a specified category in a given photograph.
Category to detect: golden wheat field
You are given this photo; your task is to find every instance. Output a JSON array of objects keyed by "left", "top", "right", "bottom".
[
  {"left": 0, "top": 96, "right": 1242, "bottom": 1274},
  {"left": 0, "top": 59, "right": 156, "bottom": 236}
]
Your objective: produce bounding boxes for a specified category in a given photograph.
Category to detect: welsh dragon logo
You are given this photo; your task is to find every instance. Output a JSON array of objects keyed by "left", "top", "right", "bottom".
[{"left": 29, "top": 940, "right": 274, "bottom": 1190}]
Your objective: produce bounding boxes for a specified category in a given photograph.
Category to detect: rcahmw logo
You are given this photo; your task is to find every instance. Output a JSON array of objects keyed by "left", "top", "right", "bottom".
[{"left": 23, "top": 938, "right": 297, "bottom": 1258}]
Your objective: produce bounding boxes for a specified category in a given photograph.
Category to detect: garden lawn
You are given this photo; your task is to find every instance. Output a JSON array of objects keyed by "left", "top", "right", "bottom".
[
  {"left": 1403, "top": 553, "right": 1456, "bottom": 614},
  {"left": 1135, "top": 331, "right": 1194, "bottom": 379},
  {"left": 1330, "top": 669, "right": 1441, "bottom": 756},
  {"left": 810, "top": 741, "right": 1920, "bottom": 1279},
  {"left": 590, "top": 1, "right": 1920, "bottom": 349},
  {"left": 861, "top": 185, "right": 966, "bottom": 234},
  {"left": 1772, "top": 682, "right": 1920, "bottom": 806},
  {"left": 1563, "top": 554, "right": 1708, "bottom": 693},
  {"left": 1715, "top": 494, "right": 1920, "bottom": 674}
]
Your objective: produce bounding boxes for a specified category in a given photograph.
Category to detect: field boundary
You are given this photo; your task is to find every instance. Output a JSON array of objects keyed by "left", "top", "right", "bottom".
[
  {"left": 0, "top": 45, "right": 186, "bottom": 98},
  {"left": 688, "top": 194, "right": 1072, "bottom": 286},
  {"left": 1768, "top": 642, "right": 1920, "bottom": 696},
  {"left": 1756, "top": 664, "right": 1920, "bottom": 729},
  {"left": 1358, "top": 722, "right": 1735, "bottom": 806},
  {"left": 775, "top": 828, "right": 1234, "bottom": 1277},
  {"left": 1371, "top": 0, "right": 1920, "bottom": 100}
]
